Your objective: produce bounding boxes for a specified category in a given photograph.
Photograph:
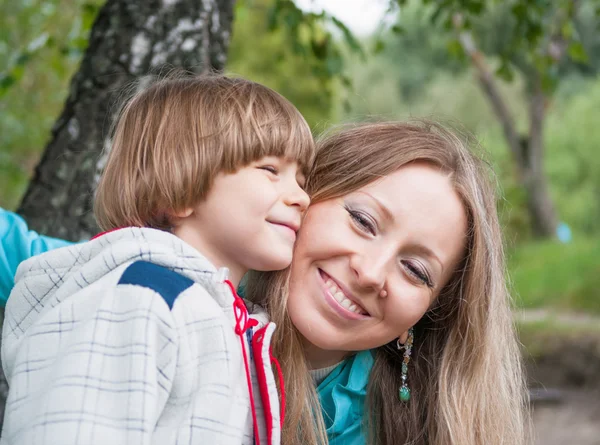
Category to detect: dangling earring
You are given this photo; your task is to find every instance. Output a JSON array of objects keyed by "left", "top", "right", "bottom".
[{"left": 396, "top": 327, "right": 414, "bottom": 402}]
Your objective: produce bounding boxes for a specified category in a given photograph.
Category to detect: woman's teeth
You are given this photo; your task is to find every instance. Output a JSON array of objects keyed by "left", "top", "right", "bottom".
[{"left": 325, "top": 279, "right": 365, "bottom": 315}]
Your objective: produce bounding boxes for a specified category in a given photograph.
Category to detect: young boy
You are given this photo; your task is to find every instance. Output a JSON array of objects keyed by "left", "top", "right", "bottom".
[{"left": 1, "top": 75, "right": 314, "bottom": 445}]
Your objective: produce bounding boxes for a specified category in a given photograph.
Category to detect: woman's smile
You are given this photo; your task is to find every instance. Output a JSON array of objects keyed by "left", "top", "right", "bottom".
[{"left": 317, "top": 268, "right": 370, "bottom": 319}]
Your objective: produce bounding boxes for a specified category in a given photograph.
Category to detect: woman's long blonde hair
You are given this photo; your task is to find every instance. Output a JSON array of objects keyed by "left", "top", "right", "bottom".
[{"left": 245, "top": 120, "right": 530, "bottom": 445}]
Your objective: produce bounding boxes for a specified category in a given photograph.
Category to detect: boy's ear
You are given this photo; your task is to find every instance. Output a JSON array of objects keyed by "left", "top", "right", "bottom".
[{"left": 171, "top": 207, "right": 194, "bottom": 219}]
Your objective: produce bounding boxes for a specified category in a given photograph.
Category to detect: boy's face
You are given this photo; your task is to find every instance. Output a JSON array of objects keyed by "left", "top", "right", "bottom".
[{"left": 174, "top": 156, "right": 310, "bottom": 285}]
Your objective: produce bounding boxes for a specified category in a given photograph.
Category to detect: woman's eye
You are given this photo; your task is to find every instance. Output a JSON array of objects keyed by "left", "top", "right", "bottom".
[
  {"left": 345, "top": 206, "right": 376, "bottom": 235},
  {"left": 402, "top": 260, "right": 433, "bottom": 288},
  {"left": 259, "top": 165, "right": 278, "bottom": 175}
]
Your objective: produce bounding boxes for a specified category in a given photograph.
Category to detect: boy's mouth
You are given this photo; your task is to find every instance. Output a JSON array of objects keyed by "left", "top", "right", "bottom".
[
  {"left": 267, "top": 219, "right": 300, "bottom": 233},
  {"left": 267, "top": 220, "right": 299, "bottom": 240}
]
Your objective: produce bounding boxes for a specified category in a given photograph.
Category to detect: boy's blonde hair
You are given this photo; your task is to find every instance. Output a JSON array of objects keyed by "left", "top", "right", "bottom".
[{"left": 95, "top": 74, "right": 315, "bottom": 231}]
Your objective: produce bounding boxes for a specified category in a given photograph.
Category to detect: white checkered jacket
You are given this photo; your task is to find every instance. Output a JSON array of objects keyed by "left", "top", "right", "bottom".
[{"left": 1, "top": 227, "right": 283, "bottom": 445}]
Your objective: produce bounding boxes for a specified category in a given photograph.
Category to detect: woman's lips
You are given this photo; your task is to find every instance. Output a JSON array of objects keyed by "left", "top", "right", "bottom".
[{"left": 317, "top": 269, "right": 370, "bottom": 320}]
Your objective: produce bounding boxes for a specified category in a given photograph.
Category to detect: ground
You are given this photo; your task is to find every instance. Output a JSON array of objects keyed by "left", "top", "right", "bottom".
[
  {"left": 521, "top": 309, "right": 600, "bottom": 445},
  {"left": 533, "top": 389, "right": 600, "bottom": 445}
]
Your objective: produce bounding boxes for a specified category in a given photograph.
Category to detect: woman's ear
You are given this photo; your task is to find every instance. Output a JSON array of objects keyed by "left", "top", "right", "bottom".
[{"left": 398, "top": 330, "right": 409, "bottom": 345}]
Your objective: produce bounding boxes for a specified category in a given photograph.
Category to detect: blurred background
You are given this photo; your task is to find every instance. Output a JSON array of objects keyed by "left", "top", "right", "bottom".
[{"left": 1, "top": 0, "right": 599, "bottom": 442}]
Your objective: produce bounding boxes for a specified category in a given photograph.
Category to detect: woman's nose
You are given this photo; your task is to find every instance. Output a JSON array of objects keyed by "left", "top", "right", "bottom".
[{"left": 350, "top": 251, "right": 387, "bottom": 292}]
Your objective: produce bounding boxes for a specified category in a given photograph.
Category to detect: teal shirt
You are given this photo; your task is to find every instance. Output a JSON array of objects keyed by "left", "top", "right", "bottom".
[
  {"left": 317, "top": 350, "right": 374, "bottom": 445},
  {"left": 0, "top": 208, "right": 73, "bottom": 304}
]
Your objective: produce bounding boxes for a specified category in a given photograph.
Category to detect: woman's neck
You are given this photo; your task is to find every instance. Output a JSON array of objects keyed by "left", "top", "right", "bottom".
[{"left": 302, "top": 338, "right": 348, "bottom": 370}]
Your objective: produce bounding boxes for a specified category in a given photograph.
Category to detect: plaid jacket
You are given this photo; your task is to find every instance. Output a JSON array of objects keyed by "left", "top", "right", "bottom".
[{"left": 1, "top": 228, "right": 283, "bottom": 445}]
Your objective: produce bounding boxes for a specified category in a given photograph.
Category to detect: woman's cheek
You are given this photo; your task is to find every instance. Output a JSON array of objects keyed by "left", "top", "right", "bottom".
[{"left": 387, "top": 291, "right": 431, "bottom": 327}]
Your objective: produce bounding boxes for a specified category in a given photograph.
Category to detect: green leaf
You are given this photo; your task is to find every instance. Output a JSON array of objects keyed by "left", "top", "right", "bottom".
[
  {"left": 446, "top": 39, "right": 463, "bottom": 58},
  {"left": 82, "top": 2, "right": 101, "bottom": 31},
  {"left": 71, "top": 37, "right": 89, "bottom": 50},
  {"left": 540, "top": 71, "right": 558, "bottom": 93},
  {"left": 331, "top": 16, "right": 362, "bottom": 54},
  {"left": 325, "top": 53, "right": 343, "bottom": 76},
  {"left": 282, "top": 6, "right": 303, "bottom": 30},
  {"left": 267, "top": 5, "right": 279, "bottom": 31},
  {"left": 568, "top": 42, "right": 588, "bottom": 64},
  {"left": 511, "top": 4, "right": 529, "bottom": 21},
  {"left": 310, "top": 37, "right": 328, "bottom": 60},
  {"left": 495, "top": 62, "right": 515, "bottom": 82},
  {"left": 291, "top": 39, "right": 306, "bottom": 56},
  {"left": 430, "top": 6, "right": 444, "bottom": 25},
  {"left": 391, "top": 25, "right": 405, "bottom": 35},
  {"left": 82, "top": 2, "right": 100, "bottom": 15},
  {"left": 15, "top": 52, "right": 32, "bottom": 66},
  {"left": 373, "top": 39, "right": 385, "bottom": 54},
  {"left": 466, "top": 1, "right": 484, "bottom": 15},
  {"left": 12, "top": 63, "right": 25, "bottom": 78},
  {"left": 0, "top": 74, "right": 16, "bottom": 92},
  {"left": 561, "top": 21, "right": 574, "bottom": 39},
  {"left": 343, "top": 98, "right": 351, "bottom": 114},
  {"left": 340, "top": 74, "right": 352, "bottom": 89}
]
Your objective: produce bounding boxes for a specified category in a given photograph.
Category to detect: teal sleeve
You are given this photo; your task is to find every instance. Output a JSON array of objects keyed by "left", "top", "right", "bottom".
[{"left": 0, "top": 208, "right": 74, "bottom": 305}]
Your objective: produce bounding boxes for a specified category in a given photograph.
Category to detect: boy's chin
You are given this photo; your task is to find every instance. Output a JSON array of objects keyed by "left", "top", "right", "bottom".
[{"left": 254, "top": 251, "right": 293, "bottom": 272}]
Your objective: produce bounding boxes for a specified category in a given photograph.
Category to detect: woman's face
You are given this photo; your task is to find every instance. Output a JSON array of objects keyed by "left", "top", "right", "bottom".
[{"left": 287, "top": 161, "right": 468, "bottom": 367}]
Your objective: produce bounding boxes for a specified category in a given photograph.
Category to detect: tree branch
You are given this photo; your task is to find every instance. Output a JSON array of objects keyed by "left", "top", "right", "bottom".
[{"left": 453, "top": 14, "right": 525, "bottom": 169}]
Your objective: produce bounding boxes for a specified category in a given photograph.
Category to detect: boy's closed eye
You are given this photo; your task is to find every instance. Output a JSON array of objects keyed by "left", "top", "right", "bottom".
[
  {"left": 257, "top": 159, "right": 306, "bottom": 190},
  {"left": 258, "top": 165, "right": 279, "bottom": 175}
]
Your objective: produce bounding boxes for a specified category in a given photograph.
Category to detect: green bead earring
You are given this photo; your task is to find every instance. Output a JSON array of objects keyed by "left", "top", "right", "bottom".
[{"left": 396, "top": 327, "right": 414, "bottom": 403}]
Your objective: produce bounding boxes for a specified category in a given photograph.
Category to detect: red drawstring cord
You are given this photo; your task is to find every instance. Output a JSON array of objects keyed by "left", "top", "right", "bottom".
[
  {"left": 225, "top": 280, "right": 260, "bottom": 445},
  {"left": 269, "top": 350, "right": 286, "bottom": 428}
]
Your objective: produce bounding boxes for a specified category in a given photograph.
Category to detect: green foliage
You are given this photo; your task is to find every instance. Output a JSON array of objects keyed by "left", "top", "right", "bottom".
[
  {"left": 433, "top": 0, "right": 592, "bottom": 92},
  {"left": 339, "top": 20, "right": 600, "bottom": 241},
  {"left": 0, "top": 0, "right": 101, "bottom": 98},
  {"left": 226, "top": 0, "right": 336, "bottom": 130},
  {"left": 255, "top": 0, "right": 364, "bottom": 116},
  {"left": 508, "top": 236, "right": 600, "bottom": 314},
  {"left": 544, "top": 76, "right": 600, "bottom": 234},
  {"left": 466, "top": 1, "right": 598, "bottom": 93},
  {"left": 0, "top": 0, "right": 102, "bottom": 209}
]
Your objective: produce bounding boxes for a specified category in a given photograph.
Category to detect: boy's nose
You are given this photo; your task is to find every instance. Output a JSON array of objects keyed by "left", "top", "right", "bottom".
[{"left": 284, "top": 180, "right": 310, "bottom": 212}]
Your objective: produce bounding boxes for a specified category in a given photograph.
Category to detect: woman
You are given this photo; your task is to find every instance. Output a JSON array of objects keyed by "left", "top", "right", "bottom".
[
  {"left": 0, "top": 120, "right": 529, "bottom": 445},
  {"left": 245, "top": 121, "right": 529, "bottom": 445}
]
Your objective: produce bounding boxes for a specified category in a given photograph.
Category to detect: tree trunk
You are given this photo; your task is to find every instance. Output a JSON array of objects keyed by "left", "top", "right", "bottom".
[
  {"left": 521, "top": 78, "right": 558, "bottom": 237},
  {"left": 17, "top": 0, "right": 234, "bottom": 241},
  {"left": 455, "top": 24, "right": 558, "bottom": 238}
]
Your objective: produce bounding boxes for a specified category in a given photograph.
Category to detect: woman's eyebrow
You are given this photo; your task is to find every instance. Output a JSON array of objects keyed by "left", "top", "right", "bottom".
[
  {"left": 357, "top": 191, "right": 395, "bottom": 222},
  {"left": 411, "top": 244, "right": 444, "bottom": 274}
]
